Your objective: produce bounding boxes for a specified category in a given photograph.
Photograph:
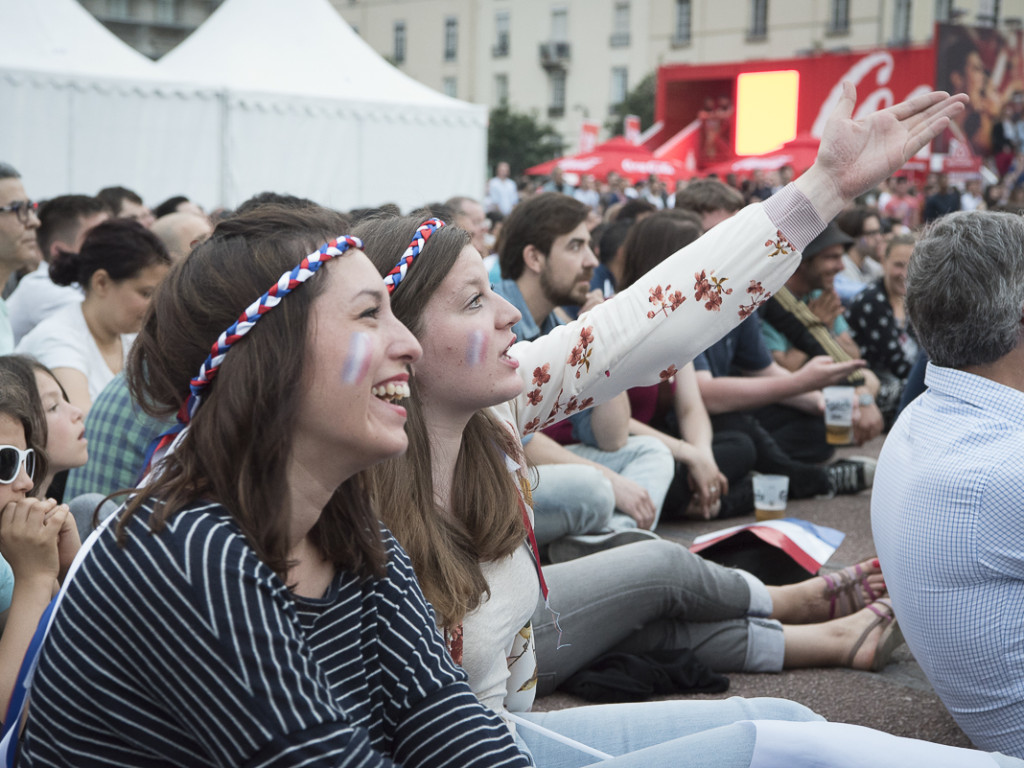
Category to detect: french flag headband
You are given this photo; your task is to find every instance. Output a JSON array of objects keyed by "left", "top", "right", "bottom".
[
  {"left": 181, "top": 234, "right": 363, "bottom": 424},
  {"left": 382, "top": 218, "right": 446, "bottom": 294},
  {"left": 182, "top": 219, "right": 445, "bottom": 424}
]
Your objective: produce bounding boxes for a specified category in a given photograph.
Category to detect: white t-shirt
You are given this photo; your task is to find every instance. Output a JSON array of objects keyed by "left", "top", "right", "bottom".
[
  {"left": 7, "top": 262, "right": 83, "bottom": 344},
  {"left": 15, "top": 302, "right": 135, "bottom": 402}
]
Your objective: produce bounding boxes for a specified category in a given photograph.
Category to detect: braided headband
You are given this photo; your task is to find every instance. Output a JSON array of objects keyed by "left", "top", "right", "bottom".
[
  {"left": 382, "top": 218, "right": 445, "bottom": 294},
  {"left": 181, "top": 235, "right": 363, "bottom": 423}
]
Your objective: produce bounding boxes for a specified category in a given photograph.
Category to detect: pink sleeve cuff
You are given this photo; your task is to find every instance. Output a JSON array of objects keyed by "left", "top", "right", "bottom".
[{"left": 761, "top": 184, "right": 827, "bottom": 253}]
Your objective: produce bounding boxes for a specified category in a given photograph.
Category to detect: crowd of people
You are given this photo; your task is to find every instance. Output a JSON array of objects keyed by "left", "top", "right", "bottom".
[{"left": 0, "top": 86, "right": 1022, "bottom": 766}]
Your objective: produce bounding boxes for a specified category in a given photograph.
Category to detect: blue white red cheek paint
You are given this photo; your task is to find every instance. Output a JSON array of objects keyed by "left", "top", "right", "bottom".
[
  {"left": 467, "top": 330, "right": 487, "bottom": 366},
  {"left": 343, "top": 332, "right": 372, "bottom": 383}
]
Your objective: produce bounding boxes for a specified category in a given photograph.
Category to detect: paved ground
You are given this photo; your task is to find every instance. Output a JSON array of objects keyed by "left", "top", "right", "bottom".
[{"left": 532, "top": 437, "right": 976, "bottom": 749}]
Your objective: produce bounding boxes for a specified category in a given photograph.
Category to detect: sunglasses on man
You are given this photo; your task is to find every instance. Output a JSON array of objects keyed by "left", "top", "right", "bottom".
[{"left": 0, "top": 446, "right": 35, "bottom": 485}]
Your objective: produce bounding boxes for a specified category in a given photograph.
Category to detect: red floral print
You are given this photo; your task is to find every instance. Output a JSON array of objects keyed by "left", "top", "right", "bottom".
[
  {"left": 526, "top": 388, "right": 543, "bottom": 406},
  {"left": 738, "top": 280, "right": 772, "bottom": 319},
  {"left": 532, "top": 363, "right": 551, "bottom": 386},
  {"left": 764, "top": 230, "right": 793, "bottom": 257},
  {"left": 659, "top": 365, "right": 678, "bottom": 381},
  {"left": 694, "top": 269, "right": 733, "bottom": 311},
  {"left": 647, "top": 284, "right": 686, "bottom": 318}
]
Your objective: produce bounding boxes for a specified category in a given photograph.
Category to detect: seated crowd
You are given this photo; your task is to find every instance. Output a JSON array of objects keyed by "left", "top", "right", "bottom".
[{"left": 0, "top": 88, "right": 1022, "bottom": 765}]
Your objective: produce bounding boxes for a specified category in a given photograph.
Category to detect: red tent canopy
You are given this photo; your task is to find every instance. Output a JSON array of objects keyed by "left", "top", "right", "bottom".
[
  {"left": 526, "top": 136, "right": 687, "bottom": 183},
  {"left": 701, "top": 134, "right": 820, "bottom": 179}
]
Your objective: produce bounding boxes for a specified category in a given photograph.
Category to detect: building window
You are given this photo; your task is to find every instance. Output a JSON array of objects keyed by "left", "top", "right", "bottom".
[
  {"left": 610, "top": 1, "right": 630, "bottom": 47},
  {"left": 893, "top": 0, "right": 911, "bottom": 43},
  {"left": 443, "top": 77, "right": 457, "bottom": 98},
  {"left": 444, "top": 16, "right": 458, "bottom": 61},
  {"left": 934, "top": 0, "right": 952, "bottom": 22},
  {"left": 495, "top": 73, "right": 509, "bottom": 104},
  {"left": 551, "top": 7, "right": 568, "bottom": 42},
  {"left": 674, "top": 0, "right": 692, "bottom": 45},
  {"left": 392, "top": 21, "right": 406, "bottom": 63},
  {"left": 108, "top": 0, "right": 129, "bottom": 17},
  {"left": 549, "top": 70, "right": 566, "bottom": 117},
  {"left": 610, "top": 67, "right": 628, "bottom": 108},
  {"left": 494, "top": 11, "right": 510, "bottom": 57},
  {"left": 748, "top": 0, "right": 768, "bottom": 39},
  {"left": 827, "top": 0, "right": 849, "bottom": 34}
]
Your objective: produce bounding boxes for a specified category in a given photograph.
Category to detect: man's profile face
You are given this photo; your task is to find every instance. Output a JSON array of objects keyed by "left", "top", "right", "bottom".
[
  {"left": 455, "top": 200, "right": 489, "bottom": 256},
  {"left": 538, "top": 220, "right": 596, "bottom": 307},
  {"left": 804, "top": 243, "right": 846, "bottom": 291},
  {"left": 0, "top": 177, "right": 41, "bottom": 272},
  {"left": 118, "top": 198, "right": 155, "bottom": 228}
]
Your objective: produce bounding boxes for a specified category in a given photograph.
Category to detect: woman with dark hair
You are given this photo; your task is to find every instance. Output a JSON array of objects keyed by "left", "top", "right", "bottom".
[
  {"left": 18, "top": 205, "right": 530, "bottom": 767},
  {"left": 356, "top": 86, "right": 971, "bottom": 765},
  {"left": 16, "top": 219, "right": 172, "bottom": 413}
]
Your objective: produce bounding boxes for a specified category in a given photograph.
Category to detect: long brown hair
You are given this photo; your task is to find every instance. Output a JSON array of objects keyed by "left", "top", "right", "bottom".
[
  {"left": 124, "top": 204, "right": 388, "bottom": 581},
  {"left": 620, "top": 210, "right": 702, "bottom": 289},
  {"left": 354, "top": 215, "right": 525, "bottom": 628}
]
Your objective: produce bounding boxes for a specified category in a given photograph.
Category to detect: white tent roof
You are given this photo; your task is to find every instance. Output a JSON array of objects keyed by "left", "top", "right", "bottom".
[
  {"left": 0, "top": 0, "right": 162, "bottom": 80},
  {"left": 159, "top": 0, "right": 469, "bottom": 108}
]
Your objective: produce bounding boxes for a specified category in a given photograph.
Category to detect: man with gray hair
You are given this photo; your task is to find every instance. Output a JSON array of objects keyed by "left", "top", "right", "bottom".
[
  {"left": 0, "top": 163, "right": 41, "bottom": 352},
  {"left": 872, "top": 210, "right": 1024, "bottom": 759}
]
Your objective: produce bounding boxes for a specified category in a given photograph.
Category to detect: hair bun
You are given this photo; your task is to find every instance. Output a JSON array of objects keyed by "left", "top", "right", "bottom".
[{"left": 48, "top": 248, "right": 81, "bottom": 286}]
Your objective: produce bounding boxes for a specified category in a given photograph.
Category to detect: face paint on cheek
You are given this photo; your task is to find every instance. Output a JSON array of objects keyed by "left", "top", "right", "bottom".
[
  {"left": 467, "top": 330, "right": 487, "bottom": 366},
  {"left": 342, "top": 332, "right": 373, "bottom": 384}
]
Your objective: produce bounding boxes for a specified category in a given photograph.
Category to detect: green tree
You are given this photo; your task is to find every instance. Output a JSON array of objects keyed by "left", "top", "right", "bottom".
[
  {"left": 487, "top": 102, "right": 564, "bottom": 176},
  {"left": 605, "top": 72, "right": 656, "bottom": 136}
]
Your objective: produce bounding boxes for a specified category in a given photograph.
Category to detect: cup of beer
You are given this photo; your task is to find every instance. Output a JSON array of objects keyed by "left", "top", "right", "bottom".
[
  {"left": 823, "top": 386, "right": 856, "bottom": 446},
  {"left": 753, "top": 474, "right": 789, "bottom": 521}
]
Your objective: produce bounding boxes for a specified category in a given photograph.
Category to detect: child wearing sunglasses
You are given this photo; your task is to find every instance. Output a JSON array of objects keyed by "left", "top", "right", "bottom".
[{"left": 0, "top": 362, "right": 79, "bottom": 726}]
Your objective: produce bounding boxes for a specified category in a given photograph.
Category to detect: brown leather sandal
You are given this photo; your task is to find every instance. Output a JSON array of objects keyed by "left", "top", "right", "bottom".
[{"left": 845, "top": 597, "right": 905, "bottom": 671}]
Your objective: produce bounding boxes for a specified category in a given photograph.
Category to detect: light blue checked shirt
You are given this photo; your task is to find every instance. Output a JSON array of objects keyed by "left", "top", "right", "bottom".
[{"left": 872, "top": 363, "right": 1024, "bottom": 757}]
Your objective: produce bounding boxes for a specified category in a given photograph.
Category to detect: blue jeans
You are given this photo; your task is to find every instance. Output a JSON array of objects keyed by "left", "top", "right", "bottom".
[
  {"left": 530, "top": 464, "right": 615, "bottom": 546},
  {"left": 516, "top": 696, "right": 821, "bottom": 767},
  {"left": 563, "top": 436, "right": 674, "bottom": 531}
]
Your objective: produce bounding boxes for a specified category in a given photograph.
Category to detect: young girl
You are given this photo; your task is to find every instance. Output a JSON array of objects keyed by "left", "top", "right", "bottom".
[
  {"left": 0, "top": 360, "right": 79, "bottom": 725},
  {"left": 359, "top": 88, "right": 984, "bottom": 765},
  {"left": 19, "top": 206, "right": 530, "bottom": 766},
  {"left": 16, "top": 219, "right": 172, "bottom": 414},
  {"left": 0, "top": 356, "right": 89, "bottom": 503}
]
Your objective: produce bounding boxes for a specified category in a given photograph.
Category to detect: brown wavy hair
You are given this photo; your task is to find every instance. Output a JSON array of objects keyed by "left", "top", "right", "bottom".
[
  {"left": 123, "top": 204, "right": 388, "bottom": 581},
  {"left": 354, "top": 215, "right": 525, "bottom": 629}
]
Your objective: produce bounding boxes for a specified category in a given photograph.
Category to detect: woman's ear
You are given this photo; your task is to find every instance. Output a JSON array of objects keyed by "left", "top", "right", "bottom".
[{"left": 89, "top": 269, "right": 112, "bottom": 295}]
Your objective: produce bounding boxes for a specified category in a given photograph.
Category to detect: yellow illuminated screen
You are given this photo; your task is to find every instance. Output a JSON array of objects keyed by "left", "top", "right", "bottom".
[{"left": 735, "top": 70, "right": 799, "bottom": 155}]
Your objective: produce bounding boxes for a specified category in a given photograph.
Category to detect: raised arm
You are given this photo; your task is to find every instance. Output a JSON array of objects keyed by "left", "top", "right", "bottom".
[{"left": 507, "top": 85, "right": 966, "bottom": 436}]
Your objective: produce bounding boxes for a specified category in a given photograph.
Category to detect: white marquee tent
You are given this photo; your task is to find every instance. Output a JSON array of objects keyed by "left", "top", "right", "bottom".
[
  {"left": 156, "top": 0, "right": 487, "bottom": 211},
  {"left": 1, "top": 0, "right": 487, "bottom": 211},
  {"left": 0, "top": 0, "right": 222, "bottom": 206}
]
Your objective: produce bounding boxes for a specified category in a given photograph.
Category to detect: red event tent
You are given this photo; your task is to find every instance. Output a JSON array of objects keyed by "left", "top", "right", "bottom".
[
  {"left": 701, "top": 134, "right": 820, "bottom": 179},
  {"left": 526, "top": 136, "right": 687, "bottom": 184}
]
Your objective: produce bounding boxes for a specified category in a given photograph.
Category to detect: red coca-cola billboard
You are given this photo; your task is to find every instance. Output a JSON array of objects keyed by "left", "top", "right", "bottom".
[{"left": 653, "top": 47, "right": 935, "bottom": 171}]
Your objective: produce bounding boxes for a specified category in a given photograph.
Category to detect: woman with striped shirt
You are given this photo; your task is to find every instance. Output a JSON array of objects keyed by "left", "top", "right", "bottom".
[{"left": 19, "top": 205, "right": 531, "bottom": 767}]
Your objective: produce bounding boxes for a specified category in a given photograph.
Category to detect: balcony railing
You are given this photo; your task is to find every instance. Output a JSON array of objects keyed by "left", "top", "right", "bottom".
[{"left": 539, "top": 41, "right": 571, "bottom": 69}]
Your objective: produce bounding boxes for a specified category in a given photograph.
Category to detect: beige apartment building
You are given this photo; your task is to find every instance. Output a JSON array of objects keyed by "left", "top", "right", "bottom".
[{"left": 333, "top": 0, "right": 1020, "bottom": 149}]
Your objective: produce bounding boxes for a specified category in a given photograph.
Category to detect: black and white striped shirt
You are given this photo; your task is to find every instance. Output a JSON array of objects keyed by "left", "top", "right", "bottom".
[{"left": 21, "top": 499, "right": 529, "bottom": 768}]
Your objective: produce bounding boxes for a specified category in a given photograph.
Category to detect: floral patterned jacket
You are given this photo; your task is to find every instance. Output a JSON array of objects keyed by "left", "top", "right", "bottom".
[{"left": 463, "top": 185, "right": 824, "bottom": 719}]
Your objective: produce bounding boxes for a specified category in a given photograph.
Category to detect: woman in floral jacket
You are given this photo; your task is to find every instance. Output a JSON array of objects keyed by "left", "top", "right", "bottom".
[{"left": 354, "top": 88, "right": 998, "bottom": 767}]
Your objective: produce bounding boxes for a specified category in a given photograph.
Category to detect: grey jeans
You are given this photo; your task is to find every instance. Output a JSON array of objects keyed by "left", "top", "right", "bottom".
[{"left": 532, "top": 539, "right": 784, "bottom": 696}]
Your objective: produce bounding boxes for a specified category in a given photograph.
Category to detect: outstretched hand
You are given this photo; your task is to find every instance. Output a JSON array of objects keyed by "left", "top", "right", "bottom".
[{"left": 799, "top": 83, "right": 968, "bottom": 220}]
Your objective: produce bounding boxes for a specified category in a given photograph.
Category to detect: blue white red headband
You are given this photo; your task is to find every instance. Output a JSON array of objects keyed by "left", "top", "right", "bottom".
[
  {"left": 182, "top": 234, "right": 363, "bottom": 423},
  {"left": 382, "top": 218, "right": 445, "bottom": 294}
]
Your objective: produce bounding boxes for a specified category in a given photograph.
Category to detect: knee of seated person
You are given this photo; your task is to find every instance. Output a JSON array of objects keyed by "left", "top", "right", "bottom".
[
  {"left": 626, "top": 435, "right": 675, "bottom": 468},
  {"left": 730, "top": 696, "right": 823, "bottom": 723}
]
